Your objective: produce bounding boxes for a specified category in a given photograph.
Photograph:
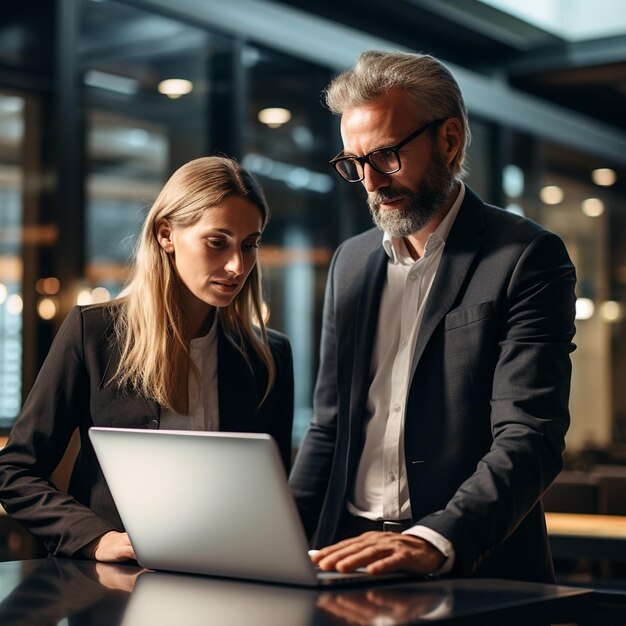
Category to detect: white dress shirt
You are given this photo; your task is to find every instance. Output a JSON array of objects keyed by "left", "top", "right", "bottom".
[
  {"left": 347, "top": 184, "right": 465, "bottom": 573},
  {"left": 159, "top": 313, "right": 220, "bottom": 431}
]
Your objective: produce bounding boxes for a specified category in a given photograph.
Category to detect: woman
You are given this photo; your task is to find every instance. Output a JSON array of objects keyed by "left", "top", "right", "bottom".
[{"left": 0, "top": 156, "right": 294, "bottom": 562}]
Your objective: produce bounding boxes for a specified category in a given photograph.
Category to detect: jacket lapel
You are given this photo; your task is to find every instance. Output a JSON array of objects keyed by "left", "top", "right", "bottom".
[
  {"left": 217, "top": 326, "right": 259, "bottom": 431},
  {"left": 98, "top": 322, "right": 161, "bottom": 423},
  {"left": 348, "top": 245, "right": 388, "bottom": 433},
  {"left": 409, "top": 187, "right": 486, "bottom": 380}
]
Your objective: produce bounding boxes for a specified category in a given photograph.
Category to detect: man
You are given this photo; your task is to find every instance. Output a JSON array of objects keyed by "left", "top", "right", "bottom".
[{"left": 289, "top": 50, "right": 576, "bottom": 583}]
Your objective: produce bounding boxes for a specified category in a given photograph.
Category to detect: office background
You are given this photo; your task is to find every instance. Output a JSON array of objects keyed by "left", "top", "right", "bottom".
[{"left": 1, "top": 1, "right": 626, "bottom": 480}]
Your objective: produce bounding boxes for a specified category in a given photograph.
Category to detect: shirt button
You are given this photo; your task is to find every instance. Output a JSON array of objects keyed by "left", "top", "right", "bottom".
[
  {"left": 400, "top": 338, "right": 408, "bottom": 347},
  {"left": 387, "top": 472, "right": 396, "bottom": 482},
  {"left": 147, "top": 419, "right": 158, "bottom": 429},
  {"left": 410, "top": 273, "right": 418, "bottom": 282},
  {"left": 393, "top": 404, "right": 401, "bottom": 413}
]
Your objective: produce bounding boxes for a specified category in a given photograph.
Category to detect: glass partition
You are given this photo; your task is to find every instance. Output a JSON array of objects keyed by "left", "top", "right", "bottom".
[
  {"left": 502, "top": 132, "right": 626, "bottom": 454},
  {"left": 0, "top": 94, "right": 24, "bottom": 428}
]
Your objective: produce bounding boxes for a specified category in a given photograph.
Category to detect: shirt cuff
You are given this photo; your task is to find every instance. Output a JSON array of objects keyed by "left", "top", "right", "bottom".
[{"left": 402, "top": 525, "right": 455, "bottom": 575}]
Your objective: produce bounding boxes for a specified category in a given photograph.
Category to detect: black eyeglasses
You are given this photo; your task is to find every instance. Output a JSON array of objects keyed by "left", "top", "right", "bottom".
[{"left": 329, "top": 117, "right": 448, "bottom": 183}]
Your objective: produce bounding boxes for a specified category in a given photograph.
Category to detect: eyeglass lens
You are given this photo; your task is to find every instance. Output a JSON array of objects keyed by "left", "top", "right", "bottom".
[{"left": 336, "top": 149, "right": 401, "bottom": 182}]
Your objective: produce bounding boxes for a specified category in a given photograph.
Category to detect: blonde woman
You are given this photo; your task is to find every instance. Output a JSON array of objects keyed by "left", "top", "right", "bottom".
[{"left": 0, "top": 156, "right": 294, "bottom": 563}]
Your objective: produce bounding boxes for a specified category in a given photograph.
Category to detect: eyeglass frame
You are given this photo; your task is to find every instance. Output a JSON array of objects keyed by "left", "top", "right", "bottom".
[{"left": 329, "top": 117, "right": 449, "bottom": 183}]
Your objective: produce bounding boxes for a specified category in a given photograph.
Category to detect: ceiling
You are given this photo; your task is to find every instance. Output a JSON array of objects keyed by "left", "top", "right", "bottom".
[{"left": 275, "top": 0, "right": 626, "bottom": 132}]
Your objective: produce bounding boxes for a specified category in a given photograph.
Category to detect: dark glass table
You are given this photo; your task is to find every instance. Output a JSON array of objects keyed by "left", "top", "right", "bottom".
[{"left": 0, "top": 558, "right": 596, "bottom": 625}]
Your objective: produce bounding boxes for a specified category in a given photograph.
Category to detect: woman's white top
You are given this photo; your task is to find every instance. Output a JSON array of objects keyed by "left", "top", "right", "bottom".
[{"left": 159, "top": 314, "right": 219, "bottom": 431}]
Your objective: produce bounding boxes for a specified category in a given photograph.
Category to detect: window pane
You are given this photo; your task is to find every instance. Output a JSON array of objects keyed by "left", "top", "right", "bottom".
[
  {"left": 81, "top": 0, "right": 220, "bottom": 299},
  {"left": 0, "top": 94, "right": 24, "bottom": 427}
]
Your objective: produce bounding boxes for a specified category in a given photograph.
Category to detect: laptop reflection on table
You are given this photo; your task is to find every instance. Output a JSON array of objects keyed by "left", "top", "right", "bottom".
[{"left": 121, "top": 571, "right": 319, "bottom": 626}]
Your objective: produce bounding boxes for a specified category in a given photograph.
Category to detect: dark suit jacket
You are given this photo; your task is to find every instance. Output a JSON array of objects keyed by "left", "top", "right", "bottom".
[
  {"left": 289, "top": 187, "right": 576, "bottom": 583},
  {"left": 0, "top": 303, "right": 294, "bottom": 558}
]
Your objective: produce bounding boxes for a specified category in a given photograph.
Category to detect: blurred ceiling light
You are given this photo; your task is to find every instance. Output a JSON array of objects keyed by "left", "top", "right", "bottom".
[
  {"left": 600, "top": 300, "right": 623, "bottom": 323},
  {"left": 0, "top": 283, "right": 7, "bottom": 304},
  {"left": 37, "top": 297, "right": 58, "bottom": 321},
  {"left": 540, "top": 185, "right": 564, "bottom": 205},
  {"left": 581, "top": 198, "right": 604, "bottom": 217},
  {"left": 591, "top": 168, "right": 616, "bottom": 186},
  {"left": 258, "top": 107, "right": 292, "bottom": 128},
  {"left": 84, "top": 70, "right": 140, "bottom": 95},
  {"left": 575, "top": 298, "right": 594, "bottom": 320},
  {"left": 158, "top": 79, "right": 193, "bottom": 99}
]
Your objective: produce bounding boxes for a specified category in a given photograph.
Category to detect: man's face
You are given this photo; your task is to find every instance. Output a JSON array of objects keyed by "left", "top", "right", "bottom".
[{"left": 339, "top": 88, "right": 457, "bottom": 237}]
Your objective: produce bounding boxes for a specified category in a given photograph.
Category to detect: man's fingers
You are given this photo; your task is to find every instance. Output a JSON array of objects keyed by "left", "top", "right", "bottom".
[
  {"left": 331, "top": 546, "right": 391, "bottom": 572},
  {"left": 315, "top": 532, "right": 445, "bottom": 575},
  {"left": 314, "top": 534, "right": 374, "bottom": 568},
  {"left": 366, "top": 551, "right": 413, "bottom": 574},
  {"left": 311, "top": 532, "right": 378, "bottom": 561}
]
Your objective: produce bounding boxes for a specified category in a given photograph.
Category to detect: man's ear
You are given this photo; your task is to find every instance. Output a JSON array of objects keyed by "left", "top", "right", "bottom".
[
  {"left": 156, "top": 220, "right": 175, "bottom": 253},
  {"left": 439, "top": 117, "right": 463, "bottom": 167}
]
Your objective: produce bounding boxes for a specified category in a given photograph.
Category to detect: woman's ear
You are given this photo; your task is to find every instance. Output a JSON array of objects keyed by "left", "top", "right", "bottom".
[{"left": 156, "top": 220, "right": 174, "bottom": 253}]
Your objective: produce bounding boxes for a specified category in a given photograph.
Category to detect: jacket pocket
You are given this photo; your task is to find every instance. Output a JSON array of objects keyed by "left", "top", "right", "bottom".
[{"left": 444, "top": 301, "right": 494, "bottom": 331}]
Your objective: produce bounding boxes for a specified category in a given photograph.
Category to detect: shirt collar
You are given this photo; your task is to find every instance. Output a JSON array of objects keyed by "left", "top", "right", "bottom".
[{"left": 382, "top": 182, "right": 465, "bottom": 265}]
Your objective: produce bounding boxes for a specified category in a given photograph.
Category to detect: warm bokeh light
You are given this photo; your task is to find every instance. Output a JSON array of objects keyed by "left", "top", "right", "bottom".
[
  {"left": 258, "top": 107, "right": 292, "bottom": 128},
  {"left": 157, "top": 78, "right": 193, "bottom": 99},
  {"left": 591, "top": 168, "right": 617, "bottom": 187},
  {"left": 581, "top": 198, "right": 604, "bottom": 217},
  {"left": 36, "top": 276, "right": 61, "bottom": 295},
  {"left": 575, "top": 298, "right": 595, "bottom": 320},
  {"left": 37, "top": 297, "right": 58, "bottom": 320},
  {"left": 91, "top": 287, "right": 111, "bottom": 303},
  {"left": 540, "top": 185, "right": 564, "bottom": 205},
  {"left": 77, "top": 289, "right": 92, "bottom": 305},
  {"left": 600, "top": 300, "right": 623, "bottom": 322},
  {"left": 0, "top": 283, "right": 7, "bottom": 304}
]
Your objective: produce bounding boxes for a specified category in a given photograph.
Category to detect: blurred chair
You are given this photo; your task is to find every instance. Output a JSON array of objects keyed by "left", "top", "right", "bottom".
[
  {"left": 590, "top": 465, "right": 626, "bottom": 516},
  {"left": 542, "top": 470, "right": 605, "bottom": 514}
]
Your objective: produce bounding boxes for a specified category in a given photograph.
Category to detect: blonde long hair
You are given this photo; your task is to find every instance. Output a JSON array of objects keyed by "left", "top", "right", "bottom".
[{"left": 112, "top": 156, "right": 275, "bottom": 411}]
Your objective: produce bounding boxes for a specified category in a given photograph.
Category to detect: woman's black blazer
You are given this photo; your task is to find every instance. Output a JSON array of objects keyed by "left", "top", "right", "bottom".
[{"left": 0, "top": 304, "right": 294, "bottom": 557}]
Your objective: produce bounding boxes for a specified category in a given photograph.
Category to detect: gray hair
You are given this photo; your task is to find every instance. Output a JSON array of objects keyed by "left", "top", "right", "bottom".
[{"left": 324, "top": 50, "right": 471, "bottom": 178}]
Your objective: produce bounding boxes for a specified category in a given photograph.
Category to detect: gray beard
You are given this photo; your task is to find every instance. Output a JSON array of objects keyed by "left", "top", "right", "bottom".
[{"left": 367, "top": 152, "right": 456, "bottom": 237}]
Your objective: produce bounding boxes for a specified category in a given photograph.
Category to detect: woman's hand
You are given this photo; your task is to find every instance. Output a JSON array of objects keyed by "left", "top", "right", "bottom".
[
  {"left": 82, "top": 531, "right": 136, "bottom": 562},
  {"left": 95, "top": 562, "right": 145, "bottom": 592}
]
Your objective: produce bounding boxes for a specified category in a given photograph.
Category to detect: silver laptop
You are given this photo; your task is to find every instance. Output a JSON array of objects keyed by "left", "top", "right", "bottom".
[{"left": 88, "top": 427, "right": 412, "bottom": 587}]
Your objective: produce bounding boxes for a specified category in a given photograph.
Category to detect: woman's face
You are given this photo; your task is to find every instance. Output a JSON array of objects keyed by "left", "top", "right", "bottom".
[{"left": 158, "top": 195, "right": 263, "bottom": 328}]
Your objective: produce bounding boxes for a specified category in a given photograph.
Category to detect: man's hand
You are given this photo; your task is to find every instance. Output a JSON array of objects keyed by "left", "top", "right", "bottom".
[
  {"left": 82, "top": 531, "right": 136, "bottom": 563},
  {"left": 312, "top": 531, "right": 445, "bottom": 575}
]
